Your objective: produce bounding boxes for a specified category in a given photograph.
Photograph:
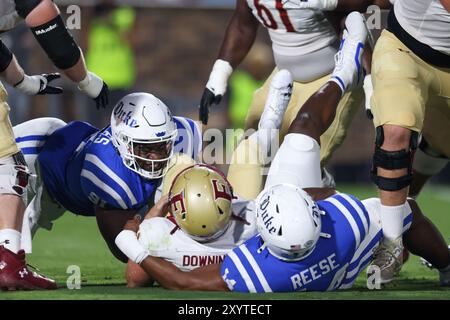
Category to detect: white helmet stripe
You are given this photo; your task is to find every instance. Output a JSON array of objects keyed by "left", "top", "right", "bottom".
[
  {"left": 325, "top": 198, "right": 361, "bottom": 250},
  {"left": 81, "top": 169, "right": 128, "bottom": 209},
  {"left": 227, "top": 251, "right": 257, "bottom": 293},
  {"left": 85, "top": 153, "right": 138, "bottom": 205},
  {"left": 239, "top": 245, "right": 273, "bottom": 292}
]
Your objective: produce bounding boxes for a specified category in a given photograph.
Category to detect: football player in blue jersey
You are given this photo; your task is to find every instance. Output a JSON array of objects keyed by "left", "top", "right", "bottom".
[
  {"left": 13, "top": 92, "right": 201, "bottom": 263},
  {"left": 115, "top": 12, "right": 450, "bottom": 292}
]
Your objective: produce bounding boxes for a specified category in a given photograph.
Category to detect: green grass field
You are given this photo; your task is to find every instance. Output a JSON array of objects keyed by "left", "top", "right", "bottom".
[{"left": 2, "top": 185, "right": 450, "bottom": 300}]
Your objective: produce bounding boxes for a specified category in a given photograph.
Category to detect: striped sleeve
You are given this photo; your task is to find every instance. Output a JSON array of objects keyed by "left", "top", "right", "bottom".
[
  {"left": 15, "top": 134, "right": 47, "bottom": 155},
  {"left": 80, "top": 152, "right": 139, "bottom": 210},
  {"left": 220, "top": 243, "right": 273, "bottom": 293}
]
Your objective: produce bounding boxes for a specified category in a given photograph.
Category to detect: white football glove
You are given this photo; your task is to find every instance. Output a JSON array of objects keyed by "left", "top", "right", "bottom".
[
  {"left": 199, "top": 59, "right": 233, "bottom": 124},
  {"left": 293, "top": 0, "right": 338, "bottom": 11},
  {"left": 14, "top": 73, "right": 63, "bottom": 95}
]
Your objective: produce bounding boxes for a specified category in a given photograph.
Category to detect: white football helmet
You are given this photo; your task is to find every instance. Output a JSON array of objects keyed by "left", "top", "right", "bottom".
[
  {"left": 110, "top": 92, "right": 177, "bottom": 179},
  {"left": 255, "top": 184, "right": 322, "bottom": 261}
]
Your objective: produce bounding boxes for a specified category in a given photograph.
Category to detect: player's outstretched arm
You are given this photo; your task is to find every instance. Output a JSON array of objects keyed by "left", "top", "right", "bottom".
[
  {"left": 95, "top": 207, "right": 139, "bottom": 263},
  {"left": 199, "top": 0, "right": 259, "bottom": 124},
  {"left": 116, "top": 216, "right": 229, "bottom": 291},
  {"left": 0, "top": 40, "right": 62, "bottom": 95},
  {"left": 140, "top": 257, "right": 227, "bottom": 291},
  {"left": 15, "top": 0, "right": 109, "bottom": 108}
]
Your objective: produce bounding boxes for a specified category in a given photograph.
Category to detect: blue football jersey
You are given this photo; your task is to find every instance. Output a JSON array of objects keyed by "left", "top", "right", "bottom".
[
  {"left": 36, "top": 116, "right": 201, "bottom": 216},
  {"left": 220, "top": 193, "right": 371, "bottom": 293}
]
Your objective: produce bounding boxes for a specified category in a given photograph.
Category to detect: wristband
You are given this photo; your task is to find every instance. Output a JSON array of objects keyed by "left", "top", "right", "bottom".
[
  {"left": 205, "top": 59, "right": 233, "bottom": 96},
  {"left": 115, "top": 230, "right": 149, "bottom": 264},
  {"left": 78, "top": 71, "right": 104, "bottom": 99}
]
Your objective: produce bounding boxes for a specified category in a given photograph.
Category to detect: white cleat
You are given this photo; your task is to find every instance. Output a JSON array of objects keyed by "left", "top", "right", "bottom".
[
  {"left": 330, "top": 11, "right": 368, "bottom": 93},
  {"left": 368, "top": 236, "right": 404, "bottom": 284},
  {"left": 258, "top": 69, "right": 293, "bottom": 131}
]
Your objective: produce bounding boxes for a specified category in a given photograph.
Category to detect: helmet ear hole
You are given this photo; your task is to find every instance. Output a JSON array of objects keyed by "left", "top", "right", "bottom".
[{"left": 218, "top": 206, "right": 224, "bottom": 215}]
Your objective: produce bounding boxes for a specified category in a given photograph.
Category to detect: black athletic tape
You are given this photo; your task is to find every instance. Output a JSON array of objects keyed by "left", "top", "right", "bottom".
[
  {"left": 371, "top": 174, "right": 412, "bottom": 192},
  {"left": 373, "top": 147, "right": 412, "bottom": 170},
  {"left": 0, "top": 40, "right": 13, "bottom": 73},
  {"left": 30, "top": 15, "right": 80, "bottom": 69}
]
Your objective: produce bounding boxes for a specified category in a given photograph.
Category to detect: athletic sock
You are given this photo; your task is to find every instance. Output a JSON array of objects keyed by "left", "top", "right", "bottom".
[
  {"left": 380, "top": 203, "right": 406, "bottom": 241},
  {"left": 0, "top": 228, "right": 21, "bottom": 253}
]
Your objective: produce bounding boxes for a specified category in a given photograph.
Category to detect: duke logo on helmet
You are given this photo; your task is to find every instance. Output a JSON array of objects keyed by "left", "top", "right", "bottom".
[
  {"left": 255, "top": 184, "right": 323, "bottom": 261},
  {"left": 110, "top": 92, "right": 178, "bottom": 179}
]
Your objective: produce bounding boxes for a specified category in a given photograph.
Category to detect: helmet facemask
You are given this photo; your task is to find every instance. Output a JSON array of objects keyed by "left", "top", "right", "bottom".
[{"left": 115, "top": 130, "right": 177, "bottom": 180}]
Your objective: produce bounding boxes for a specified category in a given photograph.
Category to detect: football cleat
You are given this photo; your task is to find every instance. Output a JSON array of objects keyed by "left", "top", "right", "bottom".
[
  {"left": 331, "top": 12, "right": 367, "bottom": 93},
  {"left": 321, "top": 167, "right": 336, "bottom": 188},
  {"left": 368, "top": 236, "right": 404, "bottom": 284},
  {"left": 0, "top": 245, "right": 57, "bottom": 291},
  {"left": 258, "top": 69, "right": 293, "bottom": 132},
  {"left": 420, "top": 245, "right": 450, "bottom": 286}
]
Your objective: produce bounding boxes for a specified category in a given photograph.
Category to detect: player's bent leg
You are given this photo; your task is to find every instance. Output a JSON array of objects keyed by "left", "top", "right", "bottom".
[
  {"left": 403, "top": 199, "right": 450, "bottom": 286},
  {"left": 244, "top": 68, "right": 277, "bottom": 132},
  {"left": 265, "top": 133, "right": 322, "bottom": 189},
  {"left": 410, "top": 140, "right": 449, "bottom": 198},
  {"left": 0, "top": 153, "right": 29, "bottom": 252},
  {"left": 12, "top": 118, "right": 67, "bottom": 251},
  {"left": 319, "top": 88, "right": 364, "bottom": 165},
  {"left": 0, "top": 86, "right": 19, "bottom": 159},
  {"left": 230, "top": 70, "right": 293, "bottom": 199},
  {"left": 369, "top": 124, "right": 418, "bottom": 283},
  {"left": 227, "top": 136, "right": 264, "bottom": 199}
]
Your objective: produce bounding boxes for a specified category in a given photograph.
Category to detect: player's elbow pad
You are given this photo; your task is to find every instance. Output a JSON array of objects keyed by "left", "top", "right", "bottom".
[{"left": 29, "top": 15, "right": 81, "bottom": 70}]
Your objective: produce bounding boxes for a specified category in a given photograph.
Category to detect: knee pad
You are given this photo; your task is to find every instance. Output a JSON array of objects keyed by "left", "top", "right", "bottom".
[
  {"left": 371, "top": 126, "right": 419, "bottom": 191},
  {"left": 30, "top": 15, "right": 81, "bottom": 69},
  {"left": 0, "top": 152, "right": 30, "bottom": 196}
]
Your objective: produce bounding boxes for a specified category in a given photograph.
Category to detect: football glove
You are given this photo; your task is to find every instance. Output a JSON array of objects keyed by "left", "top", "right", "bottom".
[
  {"left": 14, "top": 73, "right": 63, "bottom": 95},
  {"left": 78, "top": 71, "right": 110, "bottom": 109},
  {"left": 199, "top": 59, "right": 233, "bottom": 125}
]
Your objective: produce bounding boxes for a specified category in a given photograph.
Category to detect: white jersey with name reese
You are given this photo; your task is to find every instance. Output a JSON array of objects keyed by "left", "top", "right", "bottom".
[
  {"left": 137, "top": 198, "right": 257, "bottom": 271},
  {"left": 394, "top": 0, "right": 450, "bottom": 55},
  {"left": 246, "top": 0, "right": 338, "bottom": 81}
]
